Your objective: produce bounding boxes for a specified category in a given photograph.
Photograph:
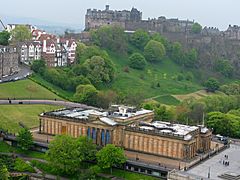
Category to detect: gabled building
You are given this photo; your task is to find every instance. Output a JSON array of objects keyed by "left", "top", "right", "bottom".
[{"left": 19, "top": 41, "right": 42, "bottom": 65}]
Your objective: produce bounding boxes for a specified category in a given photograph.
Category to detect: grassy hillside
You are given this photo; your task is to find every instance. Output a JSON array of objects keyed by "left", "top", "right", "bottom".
[
  {"left": 30, "top": 74, "right": 74, "bottom": 100},
  {"left": 102, "top": 52, "right": 202, "bottom": 104},
  {"left": 0, "top": 79, "right": 62, "bottom": 100},
  {"left": 0, "top": 104, "right": 61, "bottom": 133}
]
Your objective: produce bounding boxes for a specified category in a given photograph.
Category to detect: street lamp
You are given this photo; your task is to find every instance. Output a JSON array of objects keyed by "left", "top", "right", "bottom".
[{"left": 208, "top": 167, "right": 211, "bottom": 178}]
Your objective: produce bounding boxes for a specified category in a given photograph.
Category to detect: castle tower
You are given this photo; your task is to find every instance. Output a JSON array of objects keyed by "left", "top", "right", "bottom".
[{"left": 105, "top": 5, "right": 110, "bottom": 11}]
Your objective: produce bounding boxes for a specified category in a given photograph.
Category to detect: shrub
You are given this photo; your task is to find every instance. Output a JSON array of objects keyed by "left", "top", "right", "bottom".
[
  {"left": 144, "top": 40, "right": 166, "bottom": 62},
  {"left": 129, "top": 53, "right": 147, "bottom": 70},
  {"left": 14, "top": 158, "right": 35, "bottom": 173}
]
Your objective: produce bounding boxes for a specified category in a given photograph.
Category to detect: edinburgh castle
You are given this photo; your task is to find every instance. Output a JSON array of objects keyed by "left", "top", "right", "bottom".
[{"left": 85, "top": 5, "right": 240, "bottom": 76}]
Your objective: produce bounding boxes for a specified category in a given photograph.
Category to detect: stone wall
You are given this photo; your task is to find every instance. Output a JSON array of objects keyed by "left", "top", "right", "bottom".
[{"left": 0, "top": 46, "right": 19, "bottom": 79}]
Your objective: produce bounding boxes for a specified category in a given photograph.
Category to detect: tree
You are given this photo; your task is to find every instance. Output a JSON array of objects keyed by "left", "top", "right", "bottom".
[
  {"left": 206, "top": 112, "right": 240, "bottom": 137},
  {"left": 96, "top": 90, "right": 118, "bottom": 109},
  {"left": 144, "top": 40, "right": 166, "bottom": 62},
  {"left": 11, "top": 25, "right": 32, "bottom": 42},
  {"left": 185, "top": 48, "right": 198, "bottom": 68},
  {"left": 188, "top": 102, "right": 206, "bottom": 124},
  {"left": 204, "top": 78, "right": 220, "bottom": 92},
  {"left": 171, "top": 42, "right": 184, "bottom": 64},
  {"left": 46, "top": 135, "right": 83, "bottom": 175},
  {"left": 129, "top": 53, "right": 147, "bottom": 70},
  {"left": 76, "top": 45, "right": 109, "bottom": 64},
  {"left": 0, "top": 165, "right": 9, "bottom": 180},
  {"left": 151, "top": 33, "right": 171, "bottom": 53},
  {"left": 31, "top": 59, "right": 46, "bottom": 75},
  {"left": 96, "top": 144, "right": 126, "bottom": 174},
  {"left": 91, "top": 25, "right": 127, "bottom": 53},
  {"left": 154, "top": 106, "right": 174, "bottom": 121},
  {"left": 214, "top": 59, "right": 233, "bottom": 77},
  {"left": 191, "top": 23, "right": 202, "bottom": 34},
  {"left": 74, "top": 84, "right": 98, "bottom": 105},
  {"left": 76, "top": 42, "right": 87, "bottom": 61},
  {"left": 0, "top": 31, "right": 10, "bottom": 46},
  {"left": 220, "top": 83, "right": 240, "bottom": 95},
  {"left": 82, "top": 56, "right": 115, "bottom": 85},
  {"left": 16, "top": 127, "right": 33, "bottom": 151},
  {"left": 76, "top": 136, "right": 97, "bottom": 162},
  {"left": 130, "top": 29, "right": 150, "bottom": 50}
]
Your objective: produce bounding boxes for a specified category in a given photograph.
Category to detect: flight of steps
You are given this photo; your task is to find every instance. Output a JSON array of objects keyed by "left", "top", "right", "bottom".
[{"left": 218, "top": 173, "right": 240, "bottom": 180}]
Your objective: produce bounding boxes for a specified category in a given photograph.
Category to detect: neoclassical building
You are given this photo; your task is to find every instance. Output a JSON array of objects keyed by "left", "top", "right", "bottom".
[{"left": 39, "top": 105, "right": 212, "bottom": 160}]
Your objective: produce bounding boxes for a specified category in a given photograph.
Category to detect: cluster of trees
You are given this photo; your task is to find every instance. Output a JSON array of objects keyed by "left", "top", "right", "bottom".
[
  {"left": 47, "top": 135, "right": 126, "bottom": 177},
  {"left": 207, "top": 110, "right": 240, "bottom": 138},
  {"left": 142, "top": 100, "right": 174, "bottom": 121},
  {"left": 0, "top": 25, "right": 32, "bottom": 46},
  {"left": 91, "top": 25, "right": 127, "bottom": 53},
  {"left": 31, "top": 45, "right": 116, "bottom": 107},
  {"left": 214, "top": 59, "right": 234, "bottom": 78},
  {"left": 170, "top": 42, "right": 198, "bottom": 68},
  {"left": 219, "top": 82, "right": 240, "bottom": 95}
]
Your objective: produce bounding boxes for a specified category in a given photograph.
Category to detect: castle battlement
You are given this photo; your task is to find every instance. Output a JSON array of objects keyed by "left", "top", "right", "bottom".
[{"left": 85, "top": 5, "right": 194, "bottom": 34}]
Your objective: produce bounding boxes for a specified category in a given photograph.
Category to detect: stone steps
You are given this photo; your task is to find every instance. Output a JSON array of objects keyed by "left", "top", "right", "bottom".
[{"left": 218, "top": 173, "right": 240, "bottom": 180}]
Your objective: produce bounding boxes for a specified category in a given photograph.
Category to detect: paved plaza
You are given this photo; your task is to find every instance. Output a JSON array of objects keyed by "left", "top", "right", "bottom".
[{"left": 187, "top": 144, "right": 240, "bottom": 179}]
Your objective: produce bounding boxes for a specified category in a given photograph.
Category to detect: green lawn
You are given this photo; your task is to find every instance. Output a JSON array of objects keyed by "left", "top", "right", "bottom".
[
  {"left": 0, "top": 79, "right": 62, "bottom": 100},
  {"left": 106, "top": 169, "right": 159, "bottom": 180},
  {"left": 154, "top": 95, "right": 180, "bottom": 105},
  {"left": 0, "top": 141, "right": 46, "bottom": 159},
  {"left": 0, "top": 104, "right": 61, "bottom": 133}
]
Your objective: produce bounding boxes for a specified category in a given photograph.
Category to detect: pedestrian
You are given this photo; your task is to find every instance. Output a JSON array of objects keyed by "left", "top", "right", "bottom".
[{"left": 223, "top": 160, "right": 225, "bottom": 165}]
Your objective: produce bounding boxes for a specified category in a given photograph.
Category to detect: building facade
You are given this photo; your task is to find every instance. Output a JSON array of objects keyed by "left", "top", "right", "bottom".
[
  {"left": 0, "top": 46, "right": 19, "bottom": 79},
  {"left": 19, "top": 41, "right": 42, "bottom": 65},
  {"left": 39, "top": 105, "right": 212, "bottom": 160},
  {"left": 85, "top": 5, "right": 194, "bottom": 34}
]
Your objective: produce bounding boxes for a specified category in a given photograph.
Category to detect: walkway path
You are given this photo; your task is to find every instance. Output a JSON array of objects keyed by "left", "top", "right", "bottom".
[{"left": 0, "top": 99, "right": 97, "bottom": 109}]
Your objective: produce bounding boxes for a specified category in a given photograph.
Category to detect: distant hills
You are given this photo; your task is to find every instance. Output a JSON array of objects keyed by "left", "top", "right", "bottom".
[{"left": 0, "top": 14, "right": 83, "bottom": 34}]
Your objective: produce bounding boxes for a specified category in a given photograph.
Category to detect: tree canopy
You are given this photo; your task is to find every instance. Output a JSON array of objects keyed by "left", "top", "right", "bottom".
[
  {"left": 47, "top": 135, "right": 82, "bottom": 175},
  {"left": 74, "top": 84, "right": 98, "bottom": 105},
  {"left": 204, "top": 78, "right": 220, "bottom": 92},
  {"left": 82, "top": 56, "right": 115, "bottom": 85},
  {"left": 11, "top": 25, "right": 32, "bottom": 42},
  {"left": 16, "top": 127, "right": 33, "bottom": 151},
  {"left": 144, "top": 40, "right": 166, "bottom": 62},
  {"left": 214, "top": 59, "right": 233, "bottom": 77},
  {"left": 47, "top": 135, "right": 97, "bottom": 175},
  {"left": 96, "top": 144, "right": 126, "bottom": 174},
  {"left": 31, "top": 59, "right": 46, "bottom": 75},
  {"left": 130, "top": 29, "right": 150, "bottom": 50},
  {"left": 0, "top": 31, "right": 10, "bottom": 46},
  {"left": 191, "top": 23, "right": 202, "bottom": 34},
  {"left": 129, "top": 53, "right": 147, "bottom": 70},
  {"left": 91, "top": 25, "right": 127, "bottom": 53}
]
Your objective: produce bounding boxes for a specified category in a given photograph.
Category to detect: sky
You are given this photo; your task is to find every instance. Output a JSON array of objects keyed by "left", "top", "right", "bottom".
[{"left": 1, "top": 0, "right": 240, "bottom": 30}]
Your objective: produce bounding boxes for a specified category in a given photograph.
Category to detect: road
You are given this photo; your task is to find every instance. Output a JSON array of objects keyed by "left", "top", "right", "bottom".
[
  {"left": 1, "top": 63, "right": 32, "bottom": 82},
  {"left": 0, "top": 99, "right": 97, "bottom": 109}
]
